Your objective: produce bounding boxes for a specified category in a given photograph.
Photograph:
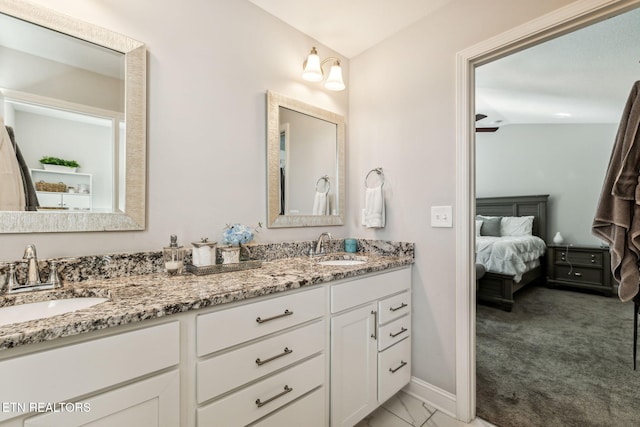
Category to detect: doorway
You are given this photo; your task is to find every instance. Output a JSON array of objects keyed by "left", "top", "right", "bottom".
[{"left": 454, "top": 0, "right": 640, "bottom": 423}]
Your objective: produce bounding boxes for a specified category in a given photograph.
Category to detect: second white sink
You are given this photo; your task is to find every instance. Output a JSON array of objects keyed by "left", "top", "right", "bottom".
[
  {"left": 317, "top": 258, "right": 367, "bottom": 266},
  {"left": 0, "top": 297, "right": 108, "bottom": 327}
]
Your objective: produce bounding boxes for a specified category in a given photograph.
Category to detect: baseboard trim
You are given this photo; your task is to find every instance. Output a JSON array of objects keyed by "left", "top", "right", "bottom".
[{"left": 403, "top": 377, "right": 457, "bottom": 418}]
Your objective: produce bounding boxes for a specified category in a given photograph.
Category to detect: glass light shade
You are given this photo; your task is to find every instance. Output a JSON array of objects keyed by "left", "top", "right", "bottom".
[
  {"left": 324, "top": 62, "right": 345, "bottom": 91},
  {"left": 302, "top": 53, "right": 323, "bottom": 82}
]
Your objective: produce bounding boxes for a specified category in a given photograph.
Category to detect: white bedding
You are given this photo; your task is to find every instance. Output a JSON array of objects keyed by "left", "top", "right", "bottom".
[{"left": 476, "top": 235, "right": 547, "bottom": 282}]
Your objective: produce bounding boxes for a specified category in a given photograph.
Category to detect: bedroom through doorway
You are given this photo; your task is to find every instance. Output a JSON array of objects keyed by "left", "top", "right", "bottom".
[{"left": 474, "top": 6, "right": 640, "bottom": 426}]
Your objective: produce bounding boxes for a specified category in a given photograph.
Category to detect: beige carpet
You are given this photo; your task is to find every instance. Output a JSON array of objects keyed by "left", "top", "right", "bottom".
[{"left": 476, "top": 285, "right": 640, "bottom": 427}]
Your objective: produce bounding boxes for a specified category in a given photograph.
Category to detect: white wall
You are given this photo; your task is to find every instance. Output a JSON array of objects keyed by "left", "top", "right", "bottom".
[
  {"left": 0, "top": 0, "right": 348, "bottom": 259},
  {"left": 476, "top": 124, "right": 617, "bottom": 246},
  {"left": 349, "top": 0, "right": 575, "bottom": 394}
]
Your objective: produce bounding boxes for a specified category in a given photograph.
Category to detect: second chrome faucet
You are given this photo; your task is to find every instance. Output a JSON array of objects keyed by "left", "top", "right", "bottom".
[{"left": 309, "top": 232, "right": 332, "bottom": 256}]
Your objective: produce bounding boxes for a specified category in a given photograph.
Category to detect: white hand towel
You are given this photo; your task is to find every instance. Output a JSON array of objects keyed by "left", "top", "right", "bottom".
[
  {"left": 313, "top": 191, "right": 329, "bottom": 215},
  {"left": 363, "top": 185, "right": 385, "bottom": 228}
]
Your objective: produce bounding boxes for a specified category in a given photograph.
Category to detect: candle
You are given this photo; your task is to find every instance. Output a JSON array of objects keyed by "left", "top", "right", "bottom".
[{"left": 165, "top": 260, "right": 182, "bottom": 275}]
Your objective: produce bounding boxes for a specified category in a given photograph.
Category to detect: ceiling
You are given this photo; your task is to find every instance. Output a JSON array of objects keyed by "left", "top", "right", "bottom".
[
  {"left": 249, "top": 1, "right": 640, "bottom": 128},
  {"left": 476, "top": 7, "right": 640, "bottom": 127},
  {"left": 248, "top": 0, "right": 453, "bottom": 58}
]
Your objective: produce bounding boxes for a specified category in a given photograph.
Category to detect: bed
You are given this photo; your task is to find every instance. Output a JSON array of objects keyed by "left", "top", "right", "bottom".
[{"left": 476, "top": 195, "right": 549, "bottom": 311}]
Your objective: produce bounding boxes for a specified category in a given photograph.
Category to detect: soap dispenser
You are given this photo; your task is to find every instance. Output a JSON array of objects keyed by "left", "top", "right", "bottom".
[{"left": 163, "top": 235, "right": 185, "bottom": 275}]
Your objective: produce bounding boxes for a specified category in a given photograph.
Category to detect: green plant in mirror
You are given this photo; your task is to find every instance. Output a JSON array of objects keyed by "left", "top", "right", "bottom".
[{"left": 39, "top": 156, "right": 81, "bottom": 168}]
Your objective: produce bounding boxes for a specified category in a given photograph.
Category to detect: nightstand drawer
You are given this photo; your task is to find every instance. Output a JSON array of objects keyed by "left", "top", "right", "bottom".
[
  {"left": 555, "top": 265, "right": 602, "bottom": 284},
  {"left": 555, "top": 249, "right": 603, "bottom": 267}
]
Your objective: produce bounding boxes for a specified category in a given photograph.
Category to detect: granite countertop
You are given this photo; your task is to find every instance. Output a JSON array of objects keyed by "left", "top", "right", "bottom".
[{"left": 0, "top": 252, "right": 413, "bottom": 351}]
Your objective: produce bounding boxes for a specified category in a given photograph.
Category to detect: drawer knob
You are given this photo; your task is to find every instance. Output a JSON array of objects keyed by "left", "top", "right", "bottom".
[
  {"left": 389, "top": 302, "right": 408, "bottom": 312},
  {"left": 256, "top": 347, "right": 293, "bottom": 366},
  {"left": 390, "top": 327, "right": 408, "bottom": 338},
  {"left": 256, "top": 309, "right": 293, "bottom": 324},
  {"left": 389, "top": 360, "right": 408, "bottom": 374},
  {"left": 255, "top": 385, "right": 293, "bottom": 408},
  {"left": 574, "top": 272, "right": 582, "bottom": 277}
]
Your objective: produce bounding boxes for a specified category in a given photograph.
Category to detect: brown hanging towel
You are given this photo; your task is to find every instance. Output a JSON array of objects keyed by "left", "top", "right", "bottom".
[{"left": 592, "top": 80, "right": 640, "bottom": 368}]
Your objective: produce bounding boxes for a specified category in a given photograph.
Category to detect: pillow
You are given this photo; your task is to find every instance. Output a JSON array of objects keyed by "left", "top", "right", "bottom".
[
  {"left": 501, "top": 216, "right": 534, "bottom": 236},
  {"left": 475, "top": 220, "right": 483, "bottom": 237},
  {"left": 477, "top": 216, "right": 501, "bottom": 237}
]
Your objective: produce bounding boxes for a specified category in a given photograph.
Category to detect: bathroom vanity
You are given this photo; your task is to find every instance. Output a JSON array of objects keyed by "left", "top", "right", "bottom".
[{"left": 0, "top": 248, "right": 413, "bottom": 426}]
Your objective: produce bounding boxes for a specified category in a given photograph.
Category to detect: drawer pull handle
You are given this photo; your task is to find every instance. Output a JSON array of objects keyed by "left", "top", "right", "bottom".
[
  {"left": 256, "top": 309, "right": 293, "bottom": 324},
  {"left": 390, "top": 327, "right": 408, "bottom": 338},
  {"left": 574, "top": 272, "right": 582, "bottom": 277},
  {"left": 255, "top": 385, "right": 293, "bottom": 408},
  {"left": 389, "top": 302, "right": 408, "bottom": 312},
  {"left": 389, "top": 360, "right": 408, "bottom": 374},
  {"left": 256, "top": 347, "right": 293, "bottom": 366},
  {"left": 371, "top": 310, "right": 377, "bottom": 340}
]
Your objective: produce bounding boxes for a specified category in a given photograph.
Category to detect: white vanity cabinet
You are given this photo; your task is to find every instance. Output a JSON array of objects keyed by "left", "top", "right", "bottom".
[
  {"left": 330, "top": 267, "right": 412, "bottom": 427},
  {"left": 196, "top": 286, "right": 327, "bottom": 427},
  {"left": 0, "top": 321, "right": 180, "bottom": 427}
]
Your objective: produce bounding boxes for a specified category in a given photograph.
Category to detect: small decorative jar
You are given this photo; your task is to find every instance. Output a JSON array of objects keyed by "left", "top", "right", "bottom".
[
  {"left": 219, "top": 246, "right": 241, "bottom": 264},
  {"left": 191, "top": 238, "right": 217, "bottom": 267},
  {"left": 344, "top": 238, "right": 357, "bottom": 253}
]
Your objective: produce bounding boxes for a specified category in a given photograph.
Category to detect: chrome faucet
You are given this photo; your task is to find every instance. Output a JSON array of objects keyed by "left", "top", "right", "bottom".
[
  {"left": 310, "top": 232, "right": 332, "bottom": 256},
  {"left": 2, "top": 244, "right": 61, "bottom": 294},
  {"left": 23, "top": 244, "right": 41, "bottom": 286}
]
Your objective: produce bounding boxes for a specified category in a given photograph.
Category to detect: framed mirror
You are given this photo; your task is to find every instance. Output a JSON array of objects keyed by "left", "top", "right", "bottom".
[
  {"left": 0, "top": 0, "right": 146, "bottom": 233},
  {"left": 266, "top": 91, "right": 345, "bottom": 228}
]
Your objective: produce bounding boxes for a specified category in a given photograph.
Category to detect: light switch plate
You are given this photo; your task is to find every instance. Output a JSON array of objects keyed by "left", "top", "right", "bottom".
[{"left": 431, "top": 206, "right": 453, "bottom": 227}]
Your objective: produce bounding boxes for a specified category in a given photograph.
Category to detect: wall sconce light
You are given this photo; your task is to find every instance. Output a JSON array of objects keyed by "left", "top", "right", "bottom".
[{"left": 302, "top": 47, "right": 345, "bottom": 91}]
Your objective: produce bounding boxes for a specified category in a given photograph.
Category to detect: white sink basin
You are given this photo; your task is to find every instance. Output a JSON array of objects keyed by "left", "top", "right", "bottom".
[
  {"left": 0, "top": 297, "right": 108, "bottom": 327},
  {"left": 318, "top": 259, "right": 367, "bottom": 266}
]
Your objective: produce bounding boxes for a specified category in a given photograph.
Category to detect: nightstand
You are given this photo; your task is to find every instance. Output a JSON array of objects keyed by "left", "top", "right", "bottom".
[{"left": 546, "top": 244, "right": 614, "bottom": 296}]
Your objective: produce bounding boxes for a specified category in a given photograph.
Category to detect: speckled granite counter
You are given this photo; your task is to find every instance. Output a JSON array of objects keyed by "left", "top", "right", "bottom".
[{"left": 0, "top": 250, "right": 413, "bottom": 351}]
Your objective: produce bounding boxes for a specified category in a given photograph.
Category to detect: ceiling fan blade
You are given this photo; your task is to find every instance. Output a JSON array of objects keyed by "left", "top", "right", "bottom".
[{"left": 476, "top": 127, "right": 499, "bottom": 133}]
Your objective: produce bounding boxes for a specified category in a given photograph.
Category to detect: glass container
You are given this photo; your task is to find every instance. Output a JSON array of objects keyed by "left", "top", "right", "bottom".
[{"left": 163, "top": 234, "right": 185, "bottom": 275}]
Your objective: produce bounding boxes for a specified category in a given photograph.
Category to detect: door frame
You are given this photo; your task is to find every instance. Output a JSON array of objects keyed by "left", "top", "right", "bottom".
[{"left": 454, "top": 0, "right": 640, "bottom": 421}]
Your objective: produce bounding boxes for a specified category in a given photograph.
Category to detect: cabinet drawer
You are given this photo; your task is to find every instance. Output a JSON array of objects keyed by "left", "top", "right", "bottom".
[
  {"left": 378, "top": 315, "right": 410, "bottom": 352},
  {"left": 0, "top": 322, "right": 179, "bottom": 423},
  {"left": 555, "top": 265, "right": 602, "bottom": 284},
  {"left": 197, "top": 287, "right": 326, "bottom": 356},
  {"left": 197, "top": 320, "right": 325, "bottom": 403},
  {"left": 378, "top": 291, "right": 410, "bottom": 325},
  {"left": 555, "top": 249, "right": 603, "bottom": 267},
  {"left": 197, "top": 355, "right": 325, "bottom": 427},
  {"left": 251, "top": 387, "right": 326, "bottom": 427},
  {"left": 331, "top": 268, "right": 411, "bottom": 313},
  {"left": 378, "top": 338, "right": 411, "bottom": 403}
]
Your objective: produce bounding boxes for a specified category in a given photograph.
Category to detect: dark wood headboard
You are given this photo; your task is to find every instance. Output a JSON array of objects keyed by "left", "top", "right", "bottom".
[{"left": 476, "top": 195, "right": 549, "bottom": 243}]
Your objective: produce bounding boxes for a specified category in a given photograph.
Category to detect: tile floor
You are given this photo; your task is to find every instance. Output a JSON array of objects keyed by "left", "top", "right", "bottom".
[{"left": 355, "top": 391, "right": 495, "bottom": 427}]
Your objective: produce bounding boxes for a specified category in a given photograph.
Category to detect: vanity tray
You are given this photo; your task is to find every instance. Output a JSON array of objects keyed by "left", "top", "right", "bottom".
[{"left": 185, "top": 260, "right": 262, "bottom": 276}]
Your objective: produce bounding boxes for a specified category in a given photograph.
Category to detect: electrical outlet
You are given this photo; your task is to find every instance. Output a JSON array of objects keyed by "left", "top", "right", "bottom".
[{"left": 431, "top": 206, "right": 453, "bottom": 228}]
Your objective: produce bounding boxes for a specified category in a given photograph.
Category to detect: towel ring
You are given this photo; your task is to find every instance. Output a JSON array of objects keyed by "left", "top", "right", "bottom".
[
  {"left": 365, "top": 167, "right": 384, "bottom": 189},
  {"left": 316, "top": 175, "right": 330, "bottom": 194}
]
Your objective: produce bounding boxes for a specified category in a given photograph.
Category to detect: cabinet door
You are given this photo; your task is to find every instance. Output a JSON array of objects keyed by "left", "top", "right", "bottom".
[
  {"left": 62, "top": 194, "right": 91, "bottom": 210},
  {"left": 35, "top": 192, "right": 62, "bottom": 208},
  {"left": 24, "top": 370, "right": 179, "bottom": 427},
  {"left": 331, "top": 303, "right": 377, "bottom": 427}
]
